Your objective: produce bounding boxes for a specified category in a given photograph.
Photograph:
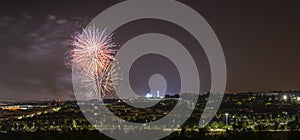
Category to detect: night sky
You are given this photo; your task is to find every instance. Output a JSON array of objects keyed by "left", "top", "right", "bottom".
[{"left": 0, "top": 0, "right": 300, "bottom": 101}]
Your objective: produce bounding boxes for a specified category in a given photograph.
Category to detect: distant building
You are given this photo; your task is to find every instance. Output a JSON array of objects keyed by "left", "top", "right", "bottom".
[
  {"left": 145, "top": 93, "right": 153, "bottom": 98},
  {"left": 145, "top": 91, "right": 164, "bottom": 98}
]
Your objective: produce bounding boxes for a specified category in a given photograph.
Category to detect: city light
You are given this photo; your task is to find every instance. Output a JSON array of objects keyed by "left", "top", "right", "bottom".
[
  {"left": 283, "top": 95, "right": 287, "bottom": 100},
  {"left": 145, "top": 90, "right": 164, "bottom": 98},
  {"left": 145, "top": 93, "right": 153, "bottom": 98},
  {"left": 225, "top": 113, "right": 229, "bottom": 126},
  {"left": 1, "top": 92, "right": 300, "bottom": 138}
]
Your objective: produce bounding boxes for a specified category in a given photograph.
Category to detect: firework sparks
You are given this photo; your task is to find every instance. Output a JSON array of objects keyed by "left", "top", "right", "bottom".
[
  {"left": 78, "top": 62, "right": 119, "bottom": 97},
  {"left": 71, "top": 26, "right": 115, "bottom": 72},
  {"left": 68, "top": 26, "right": 117, "bottom": 97}
]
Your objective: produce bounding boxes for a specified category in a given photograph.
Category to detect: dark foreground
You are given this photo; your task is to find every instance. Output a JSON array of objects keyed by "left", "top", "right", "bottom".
[{"left": 0, "top": 131, "right": 300, "bottom": 140}]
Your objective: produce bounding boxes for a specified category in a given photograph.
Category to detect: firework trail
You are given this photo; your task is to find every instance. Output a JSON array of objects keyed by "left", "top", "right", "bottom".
[{"left": 68, "top": 26, "right": 117, "bottom": 97}]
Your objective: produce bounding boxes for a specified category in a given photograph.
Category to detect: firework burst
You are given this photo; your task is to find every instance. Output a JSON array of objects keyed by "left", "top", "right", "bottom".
[
  {"left": 71, "top": 26, "right": 115, "bottom": 72},
  {"left": 68, "top": 25, "right": 117, "bottom": 97},
  {"left": 79, "top": 62, "right": 119, "bottom": 97}
]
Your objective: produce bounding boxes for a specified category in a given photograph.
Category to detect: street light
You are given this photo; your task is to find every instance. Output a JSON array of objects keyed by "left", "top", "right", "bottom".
[
  {"left": 225, "top": 113, "right": 229, "bottom": 126},
  {"left": 283, "top": 95, "right": 287, "bottom": 100}
]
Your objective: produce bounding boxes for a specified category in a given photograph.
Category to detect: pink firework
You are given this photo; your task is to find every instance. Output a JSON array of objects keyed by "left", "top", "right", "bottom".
[
  {"left": 71, "top": 26, "right": 115, "bottom": 73},
  {"left": 69, "top": 26, "right": 117, "bottom": 97}
]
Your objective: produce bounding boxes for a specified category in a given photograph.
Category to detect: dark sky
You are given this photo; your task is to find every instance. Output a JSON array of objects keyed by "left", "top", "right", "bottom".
[{"left": 0, "top": 0, "right": 300, "bottom": 101}]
